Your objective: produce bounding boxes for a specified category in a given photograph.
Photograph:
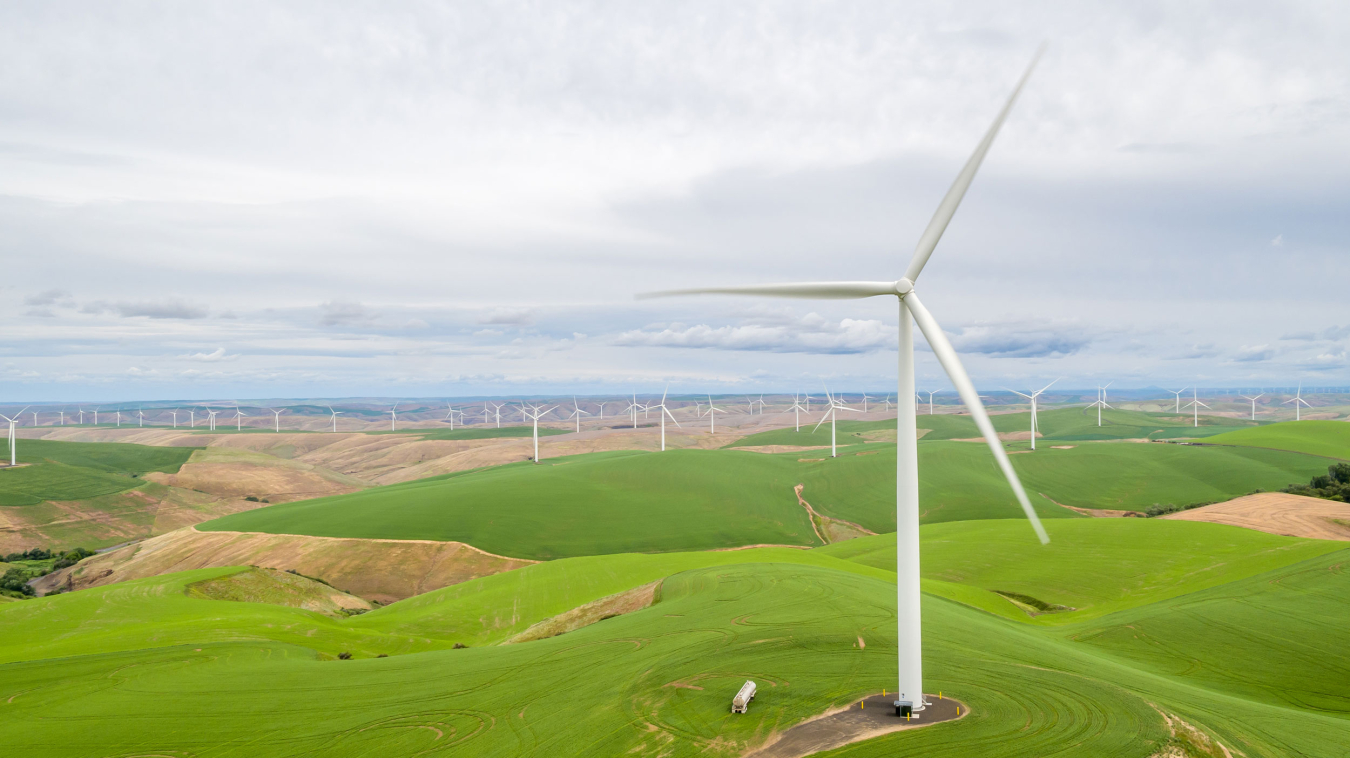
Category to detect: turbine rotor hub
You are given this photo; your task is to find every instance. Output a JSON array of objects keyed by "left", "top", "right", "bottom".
[{"left": 894, "top": 278, "right": 914, "bottom": 296}]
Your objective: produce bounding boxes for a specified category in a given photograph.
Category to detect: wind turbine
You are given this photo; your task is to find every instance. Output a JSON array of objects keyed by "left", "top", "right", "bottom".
[
  {"left": 1, "top": 407, "right": 28, "bottom": 467},
  {"left": 389, "top": 402, "right": 399, "bottom": 432},
  {"left": 638, "top": 49, "right": 1050, "bottom": 717},
  {"left": 58, "top": 409, "right": 64, "bottom": 426},
  {"left": 1284, "top": 385, "right": 1311, "bottom": 421},
  {"left": 77, "top": 408, "right": 85, "bottom": 425},
  {"left": 1007, "top": 378, "right": 1058, "bottom": 450},
  {"left": 803, "top": 393, "right": 813, "bottom": 412},
  {"left": 233, "top": 407, "right": 247, "bottom": 431},
  {"left": 1087, "top": 383, "right": 1113, "bottom": 427},
  {"left": 883, "top": 394, "right": 893, "bottom": 412},
  {"left": 137, "top": 409, "right": 145, "bottom": 428},
  {"left": 567, "top": 397, "right": 591, "bottom": 432},
  {"left": 1240, "top": 393, "right": 1264, "bottom": 421},
  {"left": 327, "top": 406, "right": 342, "bottom": 432},
  {"left": 649, "top": 387, "right": 681, "bottom": 451},
  {"left": 444, "top": 404, "right": 457, "bottom": 430},
  {"left": 597, "top": 401, "right": 608, "bottom": 421},
  {"left": 30, "top": 410, "right": 39, "bottom": 427},
  {"left": 756, "top": 395, "right": 769, "bottom": 415},
  {"left": 703, "top": 395, "right": 727, "bottom": 433},
  {"left": 206, "top": 409, "right": 219, "bottom": 431},
  {"left": 271, "top": 408, "right": 285, "bottom": 432},
  {"left": 625, "top": 394, "right": 643, "bottom": 429},
  {"left": 1185, "top": 388, "right": 1210, "bottom": 427},
  {"left": 115, "top": 409, "right": 122, "bottom": 428},
  {"left": 523, "top": 404, "right": 557, "bottom": 463},
  {"left": 861, "top": 393, "right": 872, "bottom": 413},
  {"left": 1168, "top": 387, "right": 1188, "bottom": 414},
  {"left": 787, "top": 394, "right": 806, "bottom": 431},
  {"left": 812, "top": 387, "right": 862, "bottom": 458},
  {"left": 490, "top": 402, "right": 505, "bottom": 429},
  {"left": 93, "top": 407, "right": 100, "bottom": 425},
  {"left": 169, "top": 409, "right": 180, "bottom": 428},
  {"left": 920, "top": 390, "right": 942, "bottom": 415}
]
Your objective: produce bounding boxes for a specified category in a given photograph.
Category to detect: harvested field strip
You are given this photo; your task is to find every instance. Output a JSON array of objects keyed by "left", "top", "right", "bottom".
[{"left": 1162, "top": 492, "right": 1350, "bottom": 541}]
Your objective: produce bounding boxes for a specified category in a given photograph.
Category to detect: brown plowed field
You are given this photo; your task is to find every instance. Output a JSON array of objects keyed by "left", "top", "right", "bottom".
[
  {"left": 1163, "top": 492, "right": 1350, "bottom": 541},
  {"left": 36, "top": 527, "right": 535, "bottom": 603}
]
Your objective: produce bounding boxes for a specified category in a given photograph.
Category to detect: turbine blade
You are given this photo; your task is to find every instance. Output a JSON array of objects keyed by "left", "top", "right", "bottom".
[
  {"left": 811, "top": 410, "right": 831, "bottom": 434},
  {"left": 906, "top": 292, "right": 1049, "bottom": 544},
  {"left": 638, "top": 281, "right": 897, "bottom": 300},
  {"left": 904, "top": 45, "right": 1044, "bottom": 283}
]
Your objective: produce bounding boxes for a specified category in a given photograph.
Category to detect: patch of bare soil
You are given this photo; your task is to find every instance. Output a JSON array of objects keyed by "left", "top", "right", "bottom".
[
  {"left": 953, "top": 430, "right": 1039, "bottom": 442},
  {"left": 0, "top": 486, "right": 271, "bottom": 555},
  {"left": 145, "top": 459, "right": 362, "bottom": 503},
  {"left": 745, "top": 694, "right": 963, "bottom": 758},
  {"left": 794, "top": 485, "right": 875, "bottom": 544},
  {"left": 1050, "top": 445, "right": 1076, "bottom": 449},
  {"left": 1163, "top": 492, "right": 1350, "bottom": 541},
  {"left": 503, "top": 581, "right": 661, "bottom": 644},
  {"left": 34, "top": 527, "right": 535, "bottom": 603}
]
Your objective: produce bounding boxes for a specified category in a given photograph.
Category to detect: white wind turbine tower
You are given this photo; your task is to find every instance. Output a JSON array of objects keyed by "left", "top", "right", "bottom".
[
  {"left": 1240, "top": 393, "right": 1264, "bottom": 421},
  {"left": 523, "top": 404, "right": 557, "bottom": 463},
  {"left": 444, "top": 404, "right": 457, "bottom": 430},
  {"left": 115, "top": 409, "right": 122, "bottom": 428},
  {"left": 271, "top": 408, "right": 285, "bottom": 432},
  {"left": 649, "top": 387, "right": 681, "bottom": 451},
  {"left": 93, "top": 407, "right": 100, "bottom": 425},
  {"left": 597, "top": 401, "right": 608, "bottom": 421},
  {"left": 1088, "top": 383, "right": 1113, "bottom": 427},
  {"left": 921, "top": 390, "right": 942, "bottom": 415},
  {"left": 640, "top": 50, "right": 1050, "bottom": 716},
  {"left": 787, "top": 394, "right": 806, "bottom": 431},
  {"left": 883, "top": 394, "right": 894, "bottom": 412},
  {"left": 327, "top": 406, "right": 342, "bottom": 432},
  {"left": 137, "top": 409, "right": 145, "bottom": 428},
  {"left": 1168, "top": 387, "right": 1188, "bottom": 413},
  {"left": 388, "top": 402, "right": 399, "bottom": 431},
  {"left": 31, "top": 410, "right": 39, "bottom": 427},
  {"left": 803, "top": 393, "right": 813, "bottom": 413},
  {"left": 757, "top": 395, "right": 769, "bottom": 415},
  {"left": 1007, "top": 378, "right": 1059, "bottom": 451},
  {"left": 233, "top": 407, "right": 247, "bottom": 431},
  {"left": 58, "top": 409, "right": 64, "bottom": 426},
  {"left": 77, "top": 408, "right": 85, "bottom": 425},
  {"left": 861, "top": 393, "right": 872, "bottom": 412},
  {"left": 812, "top": 387, "right": 861, "bottom": 458},
  {"left": 189, "top": 409, "right": 195, "bottom": 428},
  {"left": 491, "top": 402, "right": 505, "bottom": 428},
  {"left": 1, "top": 408, "right": 28, "bottom": 467},
  {"left": 1284, "top": 385, "right": 1311, "bottom": 421},
  {"left": 1185, "top": 388, "right": 1210, "bottom": 427},
  {"left": 625, "top": 394, "right": 643, "bottom": 429},
  {"left": 567, "top": 397, "right": 591, "bottom": 432},
  {"left": 703, "top": 395, "right": 727, "bottom": 433},
  {"left": 206, "top": 409, "right": 219, "bottom": 431},
  {"left": 169, "top": 409, "right": 180, "bottom": 428}
]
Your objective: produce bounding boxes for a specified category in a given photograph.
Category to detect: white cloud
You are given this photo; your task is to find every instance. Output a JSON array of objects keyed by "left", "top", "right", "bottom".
[
  {"left": 613, "top": 315, "right": 895, "bottom": 354},
  {"left": 179, "top": 347, "right": 236, "bottom": 362},
  {"left": 476, "top": 307, "right": 535, "bottom": 326}
]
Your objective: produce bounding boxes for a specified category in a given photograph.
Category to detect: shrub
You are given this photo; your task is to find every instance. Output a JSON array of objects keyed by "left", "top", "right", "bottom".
[
  {"left": 337, "top": 652, "right": 352, "bottom": 660},
  {"left": 1285, "top": 463, "right": 1350, "bottom": 502}
]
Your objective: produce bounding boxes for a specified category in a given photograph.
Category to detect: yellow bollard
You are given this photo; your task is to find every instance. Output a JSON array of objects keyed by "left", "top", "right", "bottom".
[
  {"left": 940, "top": 691, "right": 943, "bottom": 700},
  {"left": 906, "top": 713, "right": 910, "bottom": 722},
  {"left": 861, "top": 700, "right": 864, "bottom": 710}
]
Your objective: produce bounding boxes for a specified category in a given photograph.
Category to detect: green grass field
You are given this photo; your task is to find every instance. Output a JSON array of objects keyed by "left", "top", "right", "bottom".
[
  {"left": 0, "top": 517, "right": 1345, "bottom": 756},
  {"left": 1198, "top": 419, "right": 1350, "bottom": 460},
  {"left": 0, "top": 439, "right": 197, "bottom": 506},
  {"left": 198, "top": 438, "right": 1330, "bottom": 556}
]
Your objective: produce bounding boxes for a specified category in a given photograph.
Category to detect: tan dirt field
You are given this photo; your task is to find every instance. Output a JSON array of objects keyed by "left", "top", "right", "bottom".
[
  {"left": 1163, "top": 492, "right": 1350, "bottom": 541},
  {"left": 35, "top": 526, "right": 535, "bottom": 603},
  {"left": 503, "top": 581, "right": 661, "bottom": 644},
  {"left": 747, "top": 694, "right": 963, "bottom": 758}
]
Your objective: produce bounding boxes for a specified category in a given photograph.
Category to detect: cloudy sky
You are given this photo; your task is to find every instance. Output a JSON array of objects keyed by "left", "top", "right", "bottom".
[{"left": 2, "top": 1, "right": 1347, "bottom": 402}]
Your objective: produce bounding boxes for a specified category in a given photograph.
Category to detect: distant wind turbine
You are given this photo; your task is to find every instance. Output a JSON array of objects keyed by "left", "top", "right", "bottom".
[
  {"left": 787, "top": 394, "right": 806, "bottom": 431},
  {"left": 444, "top": 404, "right": 457, "bottom": 430},
  {"left": 1007, "top": 378, "right": 1058, "bottom": 451},
  {"left": 921, "top": 390, "right": 942, "bottom": 415},
  {"left": 638, "top": 48, "right": 1051, "bottom": 716},
  {"left": 1185, "top": 388, "right": 1210, "bottom": 427},
  {"left": 1239, "top": 393, "right": 1264, "bottom": 421},
  {"left": 1, "top": 407, "right": 28, "bottom": 466},
  {"left": 861, "top": 393, "right": 872, "bottom": 413},
  {"left": 490, "top": 402, "right": 504, "bottom": 429},
  {"left": 206, "top": 409, "right": 219, "bottom": 431},
  {"left": 77, "top": 408, "right": 85, "bottom": 425},
  {"left": 1168, "top": 387, "right": 1188, "bottom": 414},
  {"left": 137, "top": 409, "right": 145, "bottom": 428},
  {"left": 597, "top": 401, "right": 608, "bottom": 421},
  {"left": 327, "top": 406, "right": 342, "bottom": 432},
  {"left": 703, "top": 395, "right": 726, "bottom": 433},
  {"left": 649, "top": 387, "right": 681, "bottom": 451},
  {"left": 31, "top": 410, "right": 39, "bottom": 427},
  {"left": 1284, "top": 385, "right": 1311, "bottom": 421},
  {"left": 233, "top": 407, "right": 247, "bottom": 431},
  {"left": 523, "top": 404, "right": 557, "bottom": 463},
  {"left": 625, "top": 394, "right": 643, "bottom": 429},
  {"left": 93, "top": 407, "right": 100, "bottom": 425},
  {"left": 812, "top": 386, "right": 861, "bottom": 458},
  {"left": 567, "top": 397, "right": 591, "bottom": 433},
  {"left": 389, "top": 402, "right": 399, "bottom": 431},
  {"left": 271, "top": 408, "right": 285, "bottom": 432},
  {"left": 1088, "top": 382, "right": 1113, "bottom": 427},
  {"left": 169, "top": 409, "right": 180, "bottom": 428},
  {"left": 115, "top": 409, "right": 122, "bottom": 428},
  {"left": 58, "top": 409, "right": 64, "bottom": 426},
  {"left": 802, "top": 393, "right": 813, "bottom": 413}
]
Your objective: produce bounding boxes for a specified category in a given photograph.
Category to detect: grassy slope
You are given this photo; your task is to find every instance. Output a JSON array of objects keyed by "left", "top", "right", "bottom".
[
  {"left": 821, "top": 519, "right": 1344, "bottom": 624},
  {"left": 0, "top": 439, "right": 197, "bottom": 506},
  {"left": 0, "top": 519, "right": 1346, "bottom": 755},
  {"left": 198, "top": 439, "right": 1329, "bottom": 555},
  {"left": 1198, "top": 419, "right": 1350, "bottom": 460}
]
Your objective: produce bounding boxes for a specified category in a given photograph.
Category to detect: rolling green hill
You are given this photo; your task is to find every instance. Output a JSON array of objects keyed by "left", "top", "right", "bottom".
[
  {"left": 0, "top": 516, "right": 1346, "bottom": 756},
  {"left": 1197, "top": 419, "right": 1350, "bottom": 460},
  {"left": 0, "top": 439, "right": 197, "bottom": 506},
  {"left": 198, "top": 439, "right": 1328, "bottom": 556}
]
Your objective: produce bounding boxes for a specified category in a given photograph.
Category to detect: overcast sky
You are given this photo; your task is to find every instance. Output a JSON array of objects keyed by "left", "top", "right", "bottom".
[{"left": 2, "top": 1, "right": 1347, "bottom": 402}]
